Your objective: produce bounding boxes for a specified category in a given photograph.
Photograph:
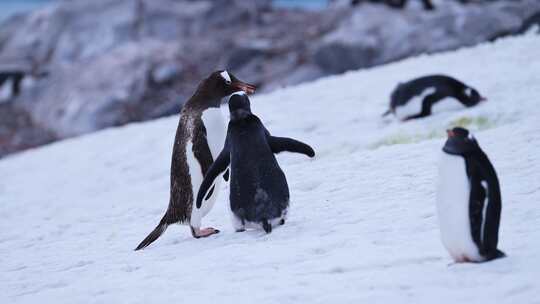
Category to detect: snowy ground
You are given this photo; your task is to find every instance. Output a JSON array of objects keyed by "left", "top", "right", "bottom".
[{"left": 1, "top": 35, "right": 539, "bottom": 303}]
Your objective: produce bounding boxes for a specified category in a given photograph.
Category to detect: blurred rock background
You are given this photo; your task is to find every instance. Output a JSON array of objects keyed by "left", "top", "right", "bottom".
[{"left": 0, "top": 0, "right": 539, "bottom": 157}]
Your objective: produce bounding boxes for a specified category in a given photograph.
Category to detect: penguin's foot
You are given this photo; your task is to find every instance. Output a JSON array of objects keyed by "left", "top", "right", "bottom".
[{"left": 190, "top": 226, "right": 220, "bottom": 238}]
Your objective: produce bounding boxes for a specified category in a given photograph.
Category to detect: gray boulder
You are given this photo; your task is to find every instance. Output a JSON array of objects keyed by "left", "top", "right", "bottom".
[{"left": 314, "top": 0, "right": 540, "bottom": 73}]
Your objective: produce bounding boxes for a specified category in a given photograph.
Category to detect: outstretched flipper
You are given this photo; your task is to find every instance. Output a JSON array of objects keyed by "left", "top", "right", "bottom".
[
  {"left": 267, "top": 135, "right": 315, "bottom": 158},
  {"left": 196, "top": 146, "right": 231, "bottom": 209}
]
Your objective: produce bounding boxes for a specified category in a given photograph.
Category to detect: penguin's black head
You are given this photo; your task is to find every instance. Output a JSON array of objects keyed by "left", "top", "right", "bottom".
[
  {"left": 443, "top": 127, "right": 479, "bottom": 155},
  {"left": 198, "top": 70, "right": 256, "bottom": 106},
  {"left": 228, "top": 92, "right": 252, "bottom": 121},
  {"left": 464, "top": 87, "right": 486, "bottom": 106}
]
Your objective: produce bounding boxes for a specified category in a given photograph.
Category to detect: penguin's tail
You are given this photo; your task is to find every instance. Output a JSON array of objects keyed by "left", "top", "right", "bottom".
[
  {"left": 134, "top": 219, "right": 168, "bottom": 251},
  {"left": 381, "top": 109, "right": 392, "bottom": 117},
  {"left": 487, "top": 249, "right": 506, "bottom": 261},
  {"left": 261, "top": 219, "right": 272, "bottom": 234}
]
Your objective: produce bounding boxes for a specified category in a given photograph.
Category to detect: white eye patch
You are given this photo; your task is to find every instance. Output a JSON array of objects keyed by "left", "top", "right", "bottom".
[
  {"left": 220, "top": 70, "right": 231, "bottom": 83},
  {"left": 468, "top": 133, "right": 475, "bottom": 140},
  {"left": 464, "top": 88, "right": 472, "bottom": 97}
]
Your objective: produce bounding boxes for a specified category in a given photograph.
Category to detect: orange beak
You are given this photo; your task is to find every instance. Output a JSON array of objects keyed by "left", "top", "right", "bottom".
[{"left": 232, "top": 81, "right": 256, "bottom": 95}]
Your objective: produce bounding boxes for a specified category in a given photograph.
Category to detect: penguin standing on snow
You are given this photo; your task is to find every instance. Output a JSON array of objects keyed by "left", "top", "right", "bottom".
[
  {"left": 195, "top": 92, "right": 315, "bottom": 233},
  {"left": 135, "top": 70, "right": 256, "bottom": 250},
  {"left": 436, "top": 127, "right": 505, "bottom": 263},
  {"left": 382, "top": 75, "right": 486, "bottom": 121}
]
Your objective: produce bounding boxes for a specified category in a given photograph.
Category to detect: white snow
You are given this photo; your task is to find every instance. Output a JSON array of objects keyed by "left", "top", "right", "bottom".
[{"left": 1, "top": 35, "right": 540, "bottom": 303}]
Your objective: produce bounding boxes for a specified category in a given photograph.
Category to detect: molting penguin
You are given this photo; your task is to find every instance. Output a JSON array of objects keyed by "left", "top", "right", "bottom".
[
  {"left": 436, "top": 127, "right": 505, "bottom": 263},
  {"left": 382, "top": 75, "right": 486, "bottom": 121},
  {"left": 195, "top": 92, "right": 315, "bottom": 233},
  {"left": 135, "top": 70, "right": 256, "bottom": 250}
]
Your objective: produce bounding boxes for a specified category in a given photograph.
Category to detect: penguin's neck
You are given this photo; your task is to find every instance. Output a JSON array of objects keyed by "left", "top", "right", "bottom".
[
  {"left": 453, "top": 93, "right": 470, "bottom": 104},
  {"left": 185, "top": 98, "right": 221, "bottom": 113}
]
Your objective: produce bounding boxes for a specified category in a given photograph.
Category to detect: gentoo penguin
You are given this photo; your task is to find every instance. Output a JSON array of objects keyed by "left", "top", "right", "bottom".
[
  {"left": 382, "top": 75, "right": 486, "bottom": 121},
  {"left": 195, "top": 92, "right": 315, "bottom": 233},
  {"left": 135, "top": 70, "right": 256, "bottom": 250},
  {"left": 436, "top": 127, "right": 505, "bottom": 263}
]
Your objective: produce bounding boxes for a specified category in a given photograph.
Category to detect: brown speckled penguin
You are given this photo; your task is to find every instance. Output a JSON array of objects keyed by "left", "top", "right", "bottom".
[{"left": 135, "top": 71, "right": 255, "bottom": 250}]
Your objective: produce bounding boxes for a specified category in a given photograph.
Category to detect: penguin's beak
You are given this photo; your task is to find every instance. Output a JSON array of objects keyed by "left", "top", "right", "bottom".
[
  {"left": 446, "top": 129, "right": 455, "bottom": 137},
  {"left": 480, "top": 96, "right": 487, "bottom": 102},
  {"left": 232, "top": 81, "right": 256, "bottom": 95}
]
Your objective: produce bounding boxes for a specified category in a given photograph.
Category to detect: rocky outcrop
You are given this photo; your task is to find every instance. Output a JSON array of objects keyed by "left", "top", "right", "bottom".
[
  {"left": 315, "top": 0, "right": 540, "bottom": 73},
  {"left": 0, "top": 0, "right": 343, "bottom": 144},
  {"left": 0, "top": 0, "right": 538, "bottom": 157},
  {"left": 0, "top": 102, "right": 56, "bottom": 156}
]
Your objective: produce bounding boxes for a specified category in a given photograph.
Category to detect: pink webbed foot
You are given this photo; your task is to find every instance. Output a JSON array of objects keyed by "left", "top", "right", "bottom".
[{"left": 191, "top": 227, "right": 220, "bottom": 239}]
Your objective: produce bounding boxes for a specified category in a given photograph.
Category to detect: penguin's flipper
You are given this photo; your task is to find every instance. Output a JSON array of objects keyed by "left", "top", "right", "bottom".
[
  {"left": 475, "top": 151, "right": 503, "bottom": 258},
  {"left": 466, "top": 158, "right": 487, "bottom": 251},
  {"left": 267, "top": 135, "right": 315, "bottom": 158},
  {"left": 223, "top": 168, "right": 230, "bottom": 181},
  {"left": 196, "top": 146, "right": 230, "bottom": 209},
  {"left": 193, "top": 118, "right": 216, "bottom": 175}
]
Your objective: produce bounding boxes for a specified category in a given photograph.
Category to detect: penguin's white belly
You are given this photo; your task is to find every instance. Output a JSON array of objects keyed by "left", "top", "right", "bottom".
[
  {"left": 436, "top": 152, "right": 484, "bottom": 262},
  {"left": 202, "top": 107, "right": 227, "bottom": 156},
  {"left": 431, "top": 97, "right": 464, "bottom": 115},
  {"left": 188, "top": 107, "right": 227, "bottom": 228},
  {"left": 394, "top": 87, "right": 436, "bottom": 120}
]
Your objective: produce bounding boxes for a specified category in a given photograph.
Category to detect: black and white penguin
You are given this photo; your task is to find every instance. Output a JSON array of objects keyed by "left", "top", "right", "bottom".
[
  {"left": 195, "top": 92, "right": 315, "bottom": 233},
  {"left": 135, "top": 70, "right": 256, "bottom": 250},
  {"left": 382, "top": 75, "right": 486, "bottom": 121},
  {"left": 436, "top": 127, "right": 505, "bottom": 263}
]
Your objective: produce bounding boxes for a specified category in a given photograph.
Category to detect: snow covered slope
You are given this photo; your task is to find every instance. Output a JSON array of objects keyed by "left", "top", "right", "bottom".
[{"left": 1, "top": 35, "right": 539, "bottom": 303}]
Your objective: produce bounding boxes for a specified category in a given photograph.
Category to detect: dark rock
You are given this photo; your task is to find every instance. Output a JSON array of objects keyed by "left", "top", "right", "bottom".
[
  {"left": 0, "top": 102, "right": 56, "bottom": 157},
  {"left": 0, "top": 0, "right": 538, "bottom": 157},
  {"left": 313, "top": 0, "right": 540, "bottom": 74}
]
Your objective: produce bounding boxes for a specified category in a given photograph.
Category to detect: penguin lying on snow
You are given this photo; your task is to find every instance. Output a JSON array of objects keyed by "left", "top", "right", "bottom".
[
  {"left": 135, "top": 70, "right": 256, "bottom": 250},
  {"left": 383, "top": 75, "right": 486, "bottom": 121},
  {"left": 196, "top": 92, "right": 315, "bottom": 233},
  {"left": 436, "top": 127, "right": 505, "bottom": 263}
]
